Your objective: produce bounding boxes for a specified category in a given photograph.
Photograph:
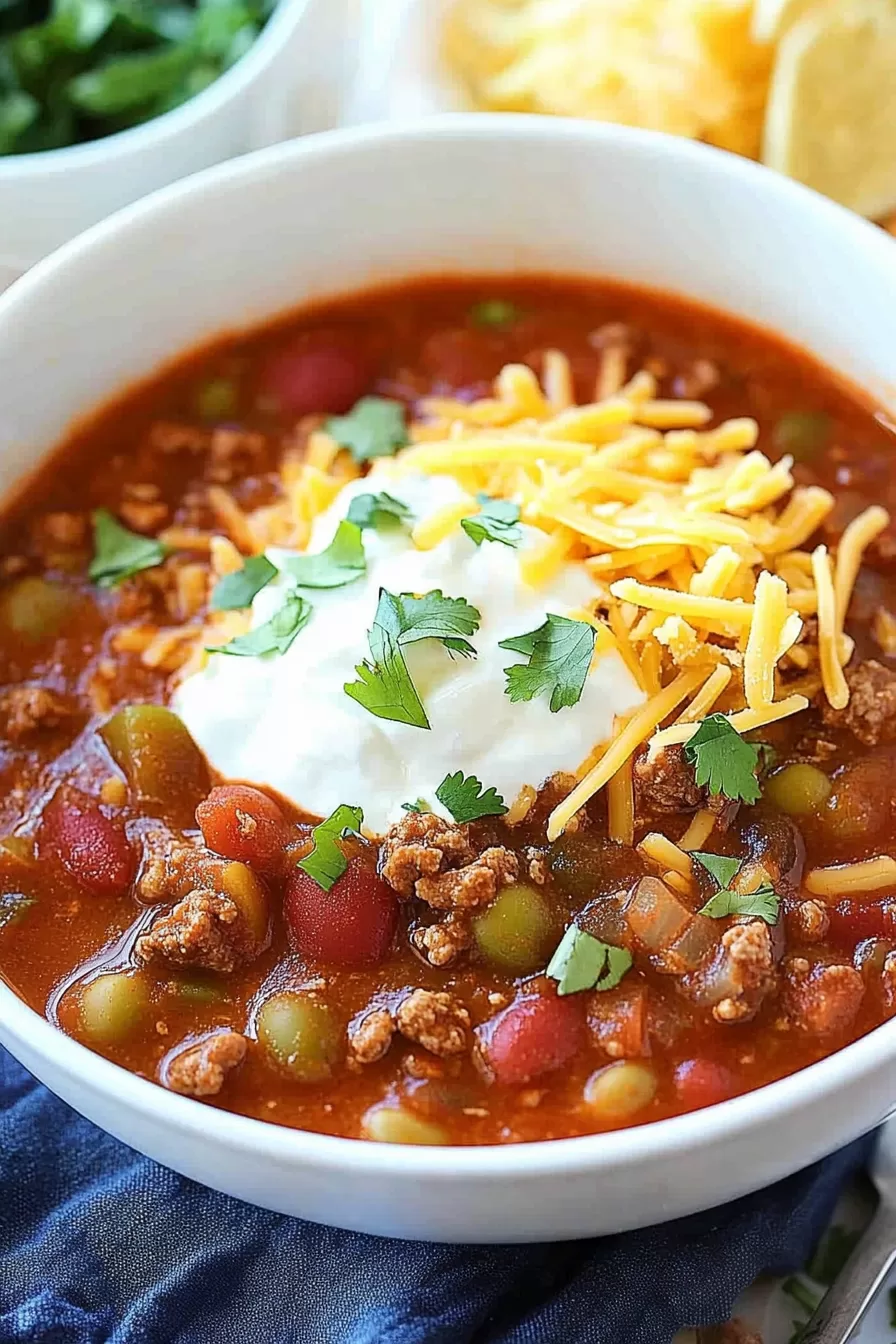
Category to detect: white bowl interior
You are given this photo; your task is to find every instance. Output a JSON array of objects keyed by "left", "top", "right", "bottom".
[{"left": 1, "top": 117, "right": 896, "bottom": 1240}]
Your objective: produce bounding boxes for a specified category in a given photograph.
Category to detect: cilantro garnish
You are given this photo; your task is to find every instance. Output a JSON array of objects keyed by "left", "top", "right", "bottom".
[
  {"left": 699, "top": 884, "right": 779, "bottom": 924},
  {"left": 692, "top": 849, "right": 780, "bottom": 925},
  {"left": 88, "top": 508, "right": 168, "bottom": 588},
  {"left": 284, "top": 520, "right": 366, "bottom": 589},
  {"left": 344, "top": 588, "right": 482, "bottom": 727},
  {"left": 326, "top": 397, "right": 408, "bottom": 463},
  {"left": 499, "top": 614, "right": 596, "bottom": 713},
  {"left": 546, "top": 925, "right": 632, "bottom": 996},
  {"left": 401, "top": 798, "right": 429, "bottom": 814},
  {"left": 469, "top": 299, "right": 520, "bottom": 329},
  {"left": 682, "top": 712, "right": 761, "bottom": 804},
  {"left": 691, "top": 851, "right": 741, "bottom": 890},
  {"left": 346, "top": 491, "right": 413, "bottom": 533},
  {"left": 461, "top": 494, "right": 522, "bottom": 549},
  {"left": 435, "top": 772, "right": 507, "bottom": 823},
  {"left": 209, "top": 592, "right": 311, "bottom": 658},
  {"left": 297, "top": 804, "right": 364, "bottom": 891},
  {"left": 210, "top": 554, "right": 277, "bottom": 611}
]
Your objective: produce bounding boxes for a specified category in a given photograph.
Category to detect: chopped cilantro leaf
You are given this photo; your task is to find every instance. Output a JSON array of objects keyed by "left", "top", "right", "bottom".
[
  {"left": 461, "top": 494, "right": 522, "bottom": 549},
  {"left": 682, "top": 712, "right": 761, "bottom": 804},
  {"left": 435, "top": 771, "right": 507, "bottom": 823},
  {"left": 344, "top": 623, "right": 430, "bottom": 728},
  {"left": 88, "top": 508, "right": 168, "bottom": 588},
  {"left": 401, "top": 798, "right": 429, "bottom": 814},
  {"left": 209, "top": 591, "right": 311, "bottom": 658},
  {"left": 210, "top": 554, "right": 277, "bottom": 611},
  {"left": 326, "top": 396, "right": 408, "bottom": 463},
  {"left": 691, "top": 851, "right": 741, "bottom": 890},
  {"left": 344, "top": 588, "right": 481, "bottom": 727},
  {"left": 376, "top": 588, "right": 481, "bottom": 658},
  {"left": 297, "top": 804, "right": 364, "bottom": 891},
  {"left": 699, "top": 882, "right": 780, "bottom": 925},
  {"left": 346, "top": 491, "right": 413, "bottom": 532},
  {"left": 546, "top": 925, "right": 632, "bottom": 996},
  {"left": 500, "top": 613, "right": 596, "bottom": 713},
  {"left": 284, "top": 519, "right": 366, "bottom": 589},
  {"left": 469, "top": 299, "right": 520, "bottom": 329}
]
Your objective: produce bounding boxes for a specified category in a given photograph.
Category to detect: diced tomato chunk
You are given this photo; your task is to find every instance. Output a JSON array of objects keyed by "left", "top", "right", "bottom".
[
  {"left": 284, "top": 860, "right": 398, "bottom": 967},
  {"left": 197, "top": 785, "right": 291, "bottom": 878},
  {"left": 826, "top": 898, "right": 896, "bottom": 947},
  {"left": 259, "top": 341, "right": 370, "bottom": 417},
  {"left": 673, "top": 1058, "right": 737, "bottom": 1110},
  {"left": 42, "top": 787, "right": 135, "bottom": 898},
  {"left": 477, "top": 992, "right": 585, "bottom": 1086}
]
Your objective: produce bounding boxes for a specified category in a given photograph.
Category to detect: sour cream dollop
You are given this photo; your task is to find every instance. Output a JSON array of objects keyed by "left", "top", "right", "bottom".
[{"left": 175, "top": 474, "right": 644, "bottom": 833}]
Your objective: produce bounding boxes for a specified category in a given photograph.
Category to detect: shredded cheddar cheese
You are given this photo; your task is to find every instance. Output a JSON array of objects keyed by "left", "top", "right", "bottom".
[{"left": 806, "top": 856, "right": 896, "bottom": 897}]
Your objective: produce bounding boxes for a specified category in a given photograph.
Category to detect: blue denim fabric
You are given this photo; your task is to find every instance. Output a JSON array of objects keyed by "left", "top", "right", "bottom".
[{"left": 0, "top": 1045, "right": 873, "bottom": 1344}]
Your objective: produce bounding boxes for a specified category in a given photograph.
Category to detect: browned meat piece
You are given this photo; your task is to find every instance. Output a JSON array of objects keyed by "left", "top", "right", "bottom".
[
  {"left": 396, "top": 989, "right": 470, "bottom": 1057},
  {"left": 379, "top": 811, "right": 474, "bottom": 898},
  {"left": 789, "top": 899, "right": 830, "bottom": 942},
  {"left": 36, "top": 511, "right": 87, "bottom": 548},
  {"left": 685, "top": 920, "right": 777, "bottom": 1024},
  {"left": 119, "top": 499, "right": 169, "bottom": 533},
  {"left": 134, "top": 890, "right": 254, "bottom": 973},
  {"left": 633, "top": 745, "right": 703, "bottom": 817},
  {"left": 784, "top": 958, "right": 865, "bottom": 1036},
  {"left": 348, "top": 1007, "right": 395, "bottom": 1064},
  {"left": 412, "top": 913, "right": 472, "bottom": 967},
  {"left": 148, "top": 421, "right": 209, "bottom": 454},
  {"left": 822, "top": 659, "right": 896, "bottom": 746},
  {"left": 415, "top": 847, "right": 519, "bottom": 910},
  {"left": 206, "top": 428, "right": 268, "bottom": 483},
  {"left": 2, "top": 686, "right": 73, "bottom": 741},
  {"left": 136, "top": 832, "right": 206, "bottom": 904},
  {"left": 165, "top": 1030, "right": 247, "bottom": 1097}
]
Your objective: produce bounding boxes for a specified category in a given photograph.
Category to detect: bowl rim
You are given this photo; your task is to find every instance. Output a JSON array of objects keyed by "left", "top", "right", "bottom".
[
  {"left": 0, "top": 0, "right": 310, "bottom": 178},
  {"left": 2, "top": 112, "right": 896, "bottom": 1178}
]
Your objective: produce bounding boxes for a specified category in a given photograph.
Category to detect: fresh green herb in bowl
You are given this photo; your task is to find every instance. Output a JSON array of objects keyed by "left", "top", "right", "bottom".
[{"left": 0, "top": 0, "right": 275, "bottom": 156}]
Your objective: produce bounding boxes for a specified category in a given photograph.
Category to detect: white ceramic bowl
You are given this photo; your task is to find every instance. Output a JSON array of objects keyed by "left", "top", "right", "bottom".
[
  {"left": 1, "top": 116, "right": 896, "bottom": 1243},
  {"left": 0, "top": 0, "right": 347, "bottom": 274}
]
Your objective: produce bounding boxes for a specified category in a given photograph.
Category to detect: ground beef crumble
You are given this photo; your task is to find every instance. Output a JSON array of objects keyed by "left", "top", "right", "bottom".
[
  {"left": 134, "top": 889, "right": 254, "bottom": 974},
  {"left": 380, "top": 812, "right": 518, "bottom": 910},
  {"left": 412, "top": 913, "right": 471, "bottom": 967},
  {"left": 396, "top": 989, "right": 470, "bottom": 1057},
  {"left": 165, "top": 1030, "right": 247, "bottom": 1097},
  {"left": 821, "top": 658, "right": 896, "bottom": 745},
  {"left": 347, "top": 1007, "right": 395, "bottom": 1064},
  {"left": 2, "top": 686, "right": 73, "bottom": 741},
  {"left": 633, "top": 744, "right": 703, "bottom": 816}
]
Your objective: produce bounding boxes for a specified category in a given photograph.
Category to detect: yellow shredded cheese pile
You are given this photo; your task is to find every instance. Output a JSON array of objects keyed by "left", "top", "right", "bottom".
[{"left": 390, "top": 352, "right": 887, "bottom": 842}]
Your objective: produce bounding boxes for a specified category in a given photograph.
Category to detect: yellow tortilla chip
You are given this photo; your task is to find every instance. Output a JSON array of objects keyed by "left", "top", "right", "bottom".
[{"left": 762, "top": 0, "right": 896, "bottom": 218}]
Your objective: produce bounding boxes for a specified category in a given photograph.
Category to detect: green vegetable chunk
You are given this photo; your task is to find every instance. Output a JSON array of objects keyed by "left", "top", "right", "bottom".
[
  {"left": 584, "top": 1061, "right": 657, "bottom": 1119},
  {"left": 469, "top": 300, "right": 519, "bottom": 330},
  {"left": 196, "top": 376, "right": 237, "bottom": 422},
  {"left": 473, "top": 882, "right": 555, "bottom": 972},
  {"left": 0, "top": 575, "right": 77, "bottom": 639},
  {"left": 764, "top": 762, "right": 831, "bottom": 816},
  {"left": 256, "top": 992, "right": 341, "bottom": 1082},
  {"left": 100, "top": 704, "right": 209, "bottom": 826},
  {"left": 79, "top": 971, "right": 147, "bottom": 1044},
  {"left": 362, "top": 1105, "right": 448, "bottom": 1145}
]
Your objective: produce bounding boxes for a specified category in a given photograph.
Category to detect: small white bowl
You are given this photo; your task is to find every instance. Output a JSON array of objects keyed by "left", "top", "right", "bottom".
[
  {"left": 1, "top": 116, "right": 895, "bottom": 1242},
  {"left": 0, "top": 0, "right": 343, "bottom": 271}
]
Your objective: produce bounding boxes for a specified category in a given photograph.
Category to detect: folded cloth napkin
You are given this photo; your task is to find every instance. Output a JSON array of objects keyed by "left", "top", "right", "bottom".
[{"left": 0, "top": 1046, "right": 874, "bottom": 1344}]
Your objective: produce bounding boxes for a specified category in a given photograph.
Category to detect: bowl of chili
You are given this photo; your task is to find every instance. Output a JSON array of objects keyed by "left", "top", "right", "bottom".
[{"left": 0, "top": 116, "right": 895, "bottom": 1241}]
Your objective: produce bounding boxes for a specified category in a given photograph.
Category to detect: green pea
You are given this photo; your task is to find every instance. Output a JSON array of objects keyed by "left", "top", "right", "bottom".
[
  {"left": 79, "top": 972, "right": 147, "bottom": 1044},
  {"left": 583, "top": 1061, "right": 657, "bottom": 1119},
  {"left": 196, "top": 377, "right": 237, "bottom": 422},
  {"left": 362, "top": 1105, "right": 449, "bottom": 1145},
  {"left": 100, "top": 704, "right": 209, "bottom": 827},
  {"left": 0, "top": 575, "right": 77, "bottom": 640},
  {"left": 256, "top": 992, "right": 340, "bottom": 1082},
  {"left": 472, "top": 882, "right": 555, "bottom": 973},
  {"left": 765, "top": 763, "right": 831, "bottom": 817}
]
